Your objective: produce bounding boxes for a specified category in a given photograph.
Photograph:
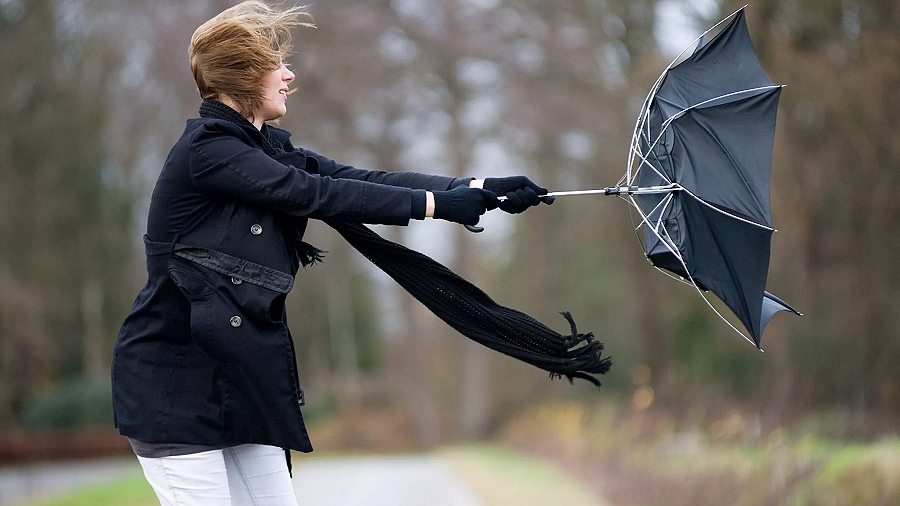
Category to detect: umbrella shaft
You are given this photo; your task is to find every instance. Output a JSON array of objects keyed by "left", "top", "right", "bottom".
[
  {"left": 540, "top": 185, "right": 679, "bottom": 198},
  {"left": 600, "top": 185, "right": 679, "bottom": 196},
  {"left": 494, "top": 185, "right": 679, "bottom": 201}
]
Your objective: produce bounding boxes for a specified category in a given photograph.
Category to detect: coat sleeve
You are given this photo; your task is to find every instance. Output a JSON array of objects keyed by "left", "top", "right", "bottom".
[
  {"left": 188, "top": 121, "right": 416, "bottom": 225},
  {"left": 311, "top": 149, "right": 467, "bottom": 190},
  {"left": 275, "top": 145, "right": 467, "bottom": 192}
]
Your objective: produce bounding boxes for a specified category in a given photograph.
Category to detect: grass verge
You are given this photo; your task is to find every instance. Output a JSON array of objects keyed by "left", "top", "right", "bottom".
[
  {"left": 12, "top": 473, "right": 156, "bottom": 506},
  {"left": 440, "top": 444, "right": 610, "bottom": 506},
  {"left": 500, "top": 400, "right": 900, "bottom": 506}
]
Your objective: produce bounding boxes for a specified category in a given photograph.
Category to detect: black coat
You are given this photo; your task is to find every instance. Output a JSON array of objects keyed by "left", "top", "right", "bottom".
[{"left": 112, "top": 116, "right": 460, "bottom": 452}]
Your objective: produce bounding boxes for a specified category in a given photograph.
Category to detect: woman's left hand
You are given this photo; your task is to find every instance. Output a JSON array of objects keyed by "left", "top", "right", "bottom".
[{"left": 482, "top": 176, "right": 554, "bottom": 214}]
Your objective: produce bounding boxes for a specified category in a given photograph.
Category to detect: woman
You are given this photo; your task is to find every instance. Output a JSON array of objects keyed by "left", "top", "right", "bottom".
[{"left": 111, "top": 2, "right": 551, "bottom": 504}]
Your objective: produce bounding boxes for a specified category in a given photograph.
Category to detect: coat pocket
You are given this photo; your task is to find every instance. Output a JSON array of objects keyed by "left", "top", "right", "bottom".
[
  {"left": 169, "top": 266, "right": 216, "bottom": 300},
  {"left": 169, "top": 261, "right": 285, "bottom": 365}
]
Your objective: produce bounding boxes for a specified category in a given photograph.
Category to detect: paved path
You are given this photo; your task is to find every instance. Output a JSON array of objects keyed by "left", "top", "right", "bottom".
[{"left": 292, "top": 454, "right": 485, "bottom": 506}]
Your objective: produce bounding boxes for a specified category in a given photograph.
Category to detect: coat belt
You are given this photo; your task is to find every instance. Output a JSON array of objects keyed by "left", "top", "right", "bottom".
[{"left": 144, "top": 235, "right": 294, "bottom": 294}]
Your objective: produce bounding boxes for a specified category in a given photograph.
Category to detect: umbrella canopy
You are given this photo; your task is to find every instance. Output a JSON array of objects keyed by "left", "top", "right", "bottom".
[{"left": 623, "top": 8, "right": 801, "bottom": 347}]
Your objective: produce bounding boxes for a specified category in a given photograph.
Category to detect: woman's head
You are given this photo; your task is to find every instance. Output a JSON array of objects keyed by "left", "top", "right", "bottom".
[{"left": 189, "top": 1, "right": 313, "bottom": 122}]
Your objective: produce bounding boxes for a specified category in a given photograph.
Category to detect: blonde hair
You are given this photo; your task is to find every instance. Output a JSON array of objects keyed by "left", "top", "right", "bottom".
[{"left": 189, "top": 1, "right": 313, "bottom": 120}]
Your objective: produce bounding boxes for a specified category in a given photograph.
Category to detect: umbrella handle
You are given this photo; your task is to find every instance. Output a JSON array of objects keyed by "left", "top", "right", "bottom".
[{"left": 463, "top": 193, "right": 554, "bottom": 233}]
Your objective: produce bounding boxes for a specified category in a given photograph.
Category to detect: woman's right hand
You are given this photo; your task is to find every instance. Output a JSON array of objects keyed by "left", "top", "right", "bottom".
[{"left": 429, "top": 186, "right": 499, "bottom": 226}]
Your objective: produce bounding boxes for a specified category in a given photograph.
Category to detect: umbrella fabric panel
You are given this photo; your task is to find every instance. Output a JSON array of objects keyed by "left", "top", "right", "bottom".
[
  {"left": 680, "top": 195, "right": 773, "bottom": 345},
  {"left": 655, "top": 10, "right": 776, "bottom": 118},
  {"left": 760, "top": 291, "right": 801, "bottom": 339},
  {"left": 667, "top": 89, "right": 781, "bottom": 227}
]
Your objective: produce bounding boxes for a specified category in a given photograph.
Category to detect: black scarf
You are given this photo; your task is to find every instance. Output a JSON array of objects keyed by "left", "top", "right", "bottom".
[{"left": 199, "top": 99, "right": 611, "bottom": 386}]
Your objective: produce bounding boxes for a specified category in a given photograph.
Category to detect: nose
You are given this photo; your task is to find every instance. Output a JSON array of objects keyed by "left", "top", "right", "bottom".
[{"left": 283, "top": 66, "right": 295, "bottom": 83}]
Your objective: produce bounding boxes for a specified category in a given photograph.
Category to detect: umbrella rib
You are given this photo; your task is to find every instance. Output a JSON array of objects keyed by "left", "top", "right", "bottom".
[
  {"left": 628, "top": 194, "right": 758, "bottom": 347},
  {"left": 653, "top": 266, "right": 694, "bottom": 287},
  {"left": 629, "top": 55, "right": 674, "bottom": 182},
  {"left": 632, "top": 132, "right": 669, "bottom": 186},
  {"left": 625, "top": 194, "right": 685, "bottom": 266},
  {"left": 630, "top": 149, "right": 674, "bottom": 187},
  {"left": 680, "top": 187, "right": 773, "bottom": 231},
  {"left": 628, "top": 81, "right": 661, "bottom": 181},
  {"left": 657, "top": 211, "right": 680, "bottom": 254},
  {"left": 692, "top": 282, "right": 758, "bottom": 347},
  {"left": 632, "top": 191, "right": 674, "bottom": 232},
  {"left": 629, "top": 125, "right": 677, "bottom": 187},
  {"left": 659, "top": 85, "right": 784, "bottom": 128},
  {"left": 627, "top": 114, "right": 650, "bottom": 182},
  {"left": 652, "top": 193, "right": 676, "bottom": 235}
]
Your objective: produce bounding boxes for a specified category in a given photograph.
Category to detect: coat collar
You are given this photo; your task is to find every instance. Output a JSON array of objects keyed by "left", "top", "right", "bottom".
[{"left": 199, "top": 99, "right": 287, "bottom": 155}]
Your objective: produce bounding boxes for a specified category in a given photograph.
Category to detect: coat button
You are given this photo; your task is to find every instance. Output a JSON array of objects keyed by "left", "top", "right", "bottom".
[
  {"left": 230, "top": 316, "right": 242, "bottom": 327},
  {"left": 250, "top": 224, "right": 263, "bottom": 235},
  {"left": 231, "top": 276, "right": 243, "bottom": 285}
]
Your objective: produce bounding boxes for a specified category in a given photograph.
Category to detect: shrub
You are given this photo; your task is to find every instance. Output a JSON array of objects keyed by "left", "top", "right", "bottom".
[{"left": 20, "top": 377, "right": 113, "bottom": 429}]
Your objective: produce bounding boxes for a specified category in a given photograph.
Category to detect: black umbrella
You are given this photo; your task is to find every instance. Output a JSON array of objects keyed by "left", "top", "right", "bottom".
[
  {"left": 542, "top": 8, "right": 801, "bottom": 347},
  {"left": 623, "top": 7, "right": 802, "bottom": 347}
]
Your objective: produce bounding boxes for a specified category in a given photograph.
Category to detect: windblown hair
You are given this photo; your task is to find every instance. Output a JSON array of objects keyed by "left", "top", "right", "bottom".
[{"left": 189, "top": 1, "right": 313, "bottom": 121}]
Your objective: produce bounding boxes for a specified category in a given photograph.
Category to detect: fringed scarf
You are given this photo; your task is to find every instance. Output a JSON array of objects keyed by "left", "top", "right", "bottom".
[{"left": 200, "top": 99, "right": 612, "bottom": 387}]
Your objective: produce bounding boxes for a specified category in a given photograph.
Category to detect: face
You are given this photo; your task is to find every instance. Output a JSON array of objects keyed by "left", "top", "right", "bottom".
[{"left": 255, "top": 62, "right": 295, "bottom": 125}]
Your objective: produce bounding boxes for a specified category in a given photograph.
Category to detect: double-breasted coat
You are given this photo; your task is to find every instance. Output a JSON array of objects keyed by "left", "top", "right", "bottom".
[{"left": 112, "top": 114, "right": 463, "bottom": 452}]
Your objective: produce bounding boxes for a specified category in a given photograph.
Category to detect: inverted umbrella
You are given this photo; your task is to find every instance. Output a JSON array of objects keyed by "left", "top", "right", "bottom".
[{"left": 540, "top": 7, "right": 801, "bottom": 347}]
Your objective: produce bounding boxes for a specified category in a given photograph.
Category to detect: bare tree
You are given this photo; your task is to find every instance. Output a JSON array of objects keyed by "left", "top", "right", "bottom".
[{"left": 744, "top": 0, "right": 900, "bottom": 418}]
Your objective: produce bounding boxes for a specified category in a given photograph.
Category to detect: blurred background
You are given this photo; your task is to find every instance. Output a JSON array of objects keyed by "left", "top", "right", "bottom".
[{"left": 1, "top": 0, "right": 898, "bottom": 504}]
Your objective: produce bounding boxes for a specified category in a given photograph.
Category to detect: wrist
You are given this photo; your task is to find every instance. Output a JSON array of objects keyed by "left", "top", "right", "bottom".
[
  {"left": 425, "top": 191, "right": 435, "bottom": 218},
  {"left": 469, "top": 179, "right": 484, "bottom": 189}
]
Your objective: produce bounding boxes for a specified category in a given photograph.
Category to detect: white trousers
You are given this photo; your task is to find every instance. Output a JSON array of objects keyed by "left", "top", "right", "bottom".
[{"left": 136, "top": 444, "right": 299, "bottom": 506}]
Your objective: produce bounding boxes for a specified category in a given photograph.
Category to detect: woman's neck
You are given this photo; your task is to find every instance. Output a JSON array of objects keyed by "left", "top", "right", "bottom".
[{"left": 216, "top": 96, "right": 262, "bottom": 130}]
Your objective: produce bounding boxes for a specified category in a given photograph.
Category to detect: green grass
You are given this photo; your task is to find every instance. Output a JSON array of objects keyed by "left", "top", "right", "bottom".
[
  {"left": 13, "top": 474, "right": 157, "bottom": 506},
  {"left": 784, "top": 439, "right": 900, "bottom": 506},
  {"left": 497, "top": 401, "right": 900, "bottom": 506},
  {"left": 440, "top": 444, "right": 610, "bottom": 506}
]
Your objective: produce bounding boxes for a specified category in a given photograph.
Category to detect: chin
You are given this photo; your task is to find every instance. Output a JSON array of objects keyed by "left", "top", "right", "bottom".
[{"left": 263, "top": 110, "right": 286, "bottom": 123}]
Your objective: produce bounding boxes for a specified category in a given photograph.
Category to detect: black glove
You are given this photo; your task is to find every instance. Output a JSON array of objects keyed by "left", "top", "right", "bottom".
[
  {"left": 433, "top": 186, "right": 499, "bottom": 225},
  {"left": 483, "top": 176, "right": 554, "bottom": 214}
]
